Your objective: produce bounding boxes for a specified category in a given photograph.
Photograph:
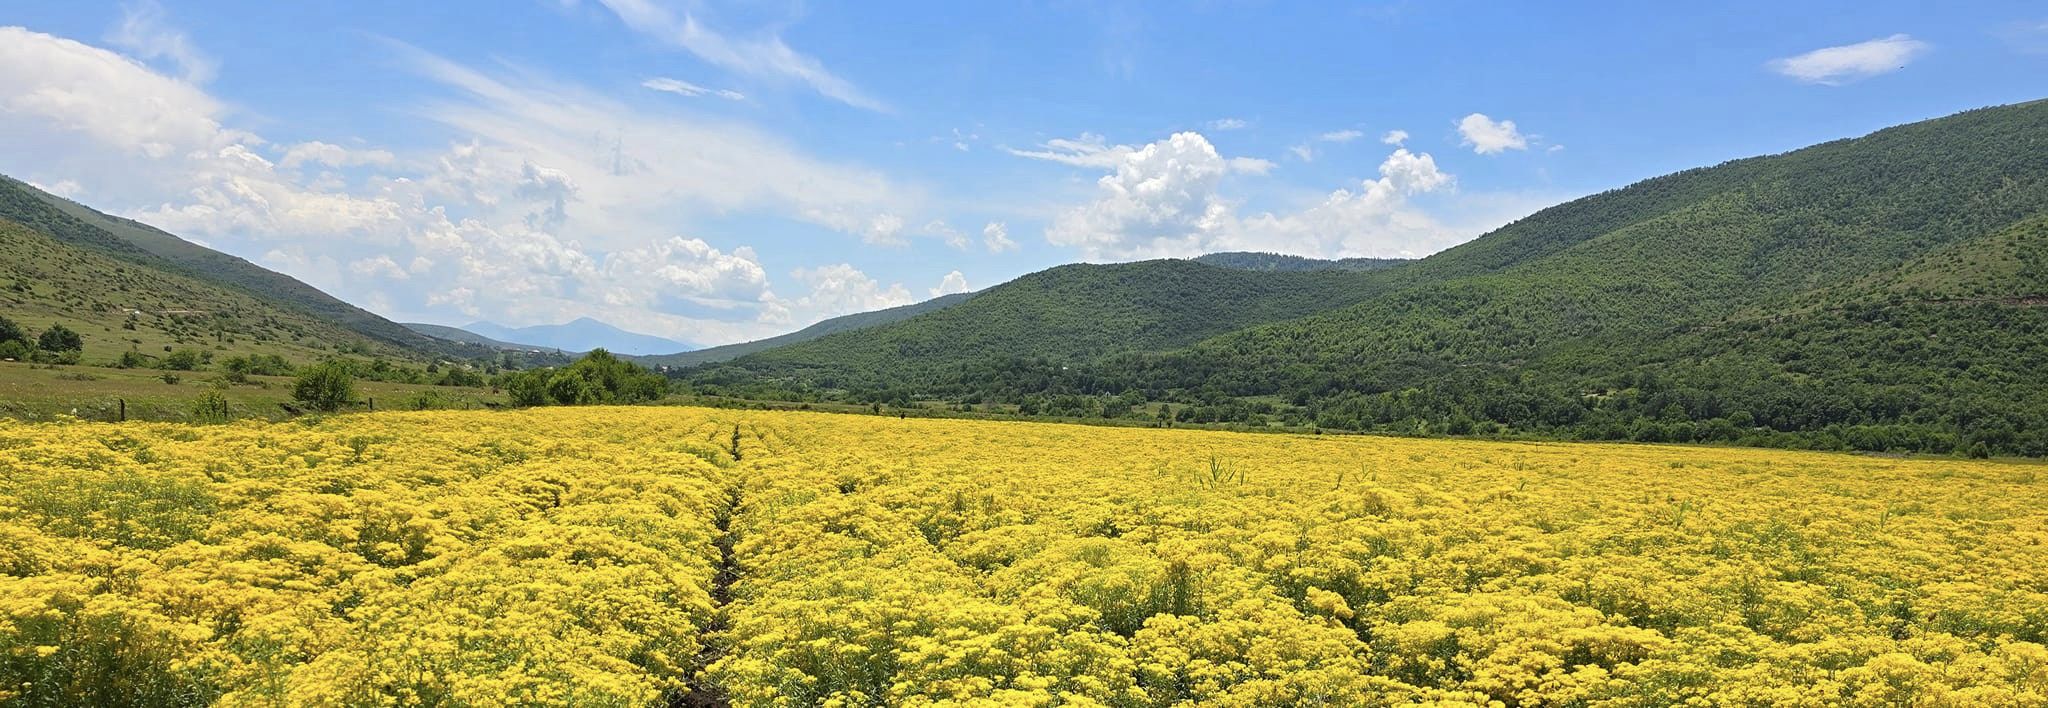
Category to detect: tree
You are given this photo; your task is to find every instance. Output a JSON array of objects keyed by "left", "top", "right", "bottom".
[
  {"left": 0, "top": 316, "right": 24, "bottom": 346},
  {"left": 503, "top": 370, "right": 551, "bottom": 407},
  {"left": 548, "top": 371, "right": 598, "bottom": 405},
  {"left": 160, "top": 348, "right": 205, "bottom": 371},
  {"left": 37, "top": 324, "right": 82, "bottom": 352},
  {"left": 292, "top": 361, "right": 357, "bottom": 412}
]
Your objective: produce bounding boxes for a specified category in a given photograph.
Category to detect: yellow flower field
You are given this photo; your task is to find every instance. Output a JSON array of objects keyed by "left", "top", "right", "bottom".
[{"left": 2, "top": 407, "right": 2045, "bottom": 706}]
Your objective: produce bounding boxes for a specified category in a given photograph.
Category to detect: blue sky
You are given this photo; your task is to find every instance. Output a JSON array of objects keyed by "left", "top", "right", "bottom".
[{"left": 2, "top": 1, "right": 2044, "bottom": 347}]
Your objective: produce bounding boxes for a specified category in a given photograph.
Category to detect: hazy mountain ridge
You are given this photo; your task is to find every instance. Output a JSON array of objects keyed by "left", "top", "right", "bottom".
[{"left": 459, "top": 318, "right": 692, "bottom": 356}]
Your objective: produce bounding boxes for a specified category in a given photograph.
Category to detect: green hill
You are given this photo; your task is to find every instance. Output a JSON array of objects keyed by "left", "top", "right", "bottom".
[
  {"left": 686, "top": 100, "right": 2048, "bottom": 455},
  {"left": 0, "top": 218, "right": 388, "bottom": 365},
  {"left": 637, "top": 292, "right": 975, "bottom": 368},
  {"left": 0, "top": 176, "right": 474, "bottom": 359},
  {"left": 689, "top": 259, "right": 1392, "bottom": 394}
]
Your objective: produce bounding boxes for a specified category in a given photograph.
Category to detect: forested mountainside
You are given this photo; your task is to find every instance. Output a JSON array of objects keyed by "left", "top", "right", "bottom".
[
  {"left": 683, "top": 100, "right": 2048, "bottom": 456},
  {"left": 689, "top": 258, "right": 1394, "bottom": 388}
]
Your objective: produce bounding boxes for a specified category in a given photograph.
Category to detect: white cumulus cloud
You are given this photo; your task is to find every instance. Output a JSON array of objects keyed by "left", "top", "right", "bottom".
[
  {"left": 0, "top": 25, "right": 941, "bottom": 347},
  {"left": 1043, "top": 131, "right": 1478, "bottom": 260},
  {"left": 1768, "top": 34, "right": 1930, "bottom": 85},
  {"left": 930, "top": 270, "right": 970, "bottom": 297},
  {"left": 1457, "top": 113, "right": 1528, "bottom": 155}
]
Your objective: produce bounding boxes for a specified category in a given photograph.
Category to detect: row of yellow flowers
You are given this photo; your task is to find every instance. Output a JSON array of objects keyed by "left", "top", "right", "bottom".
[
  {"left": 1, "top": 410, "right": 733, "bottom": 705},
  {"left": 2, "top": 406, "right": 2046, "bottom": 705}
]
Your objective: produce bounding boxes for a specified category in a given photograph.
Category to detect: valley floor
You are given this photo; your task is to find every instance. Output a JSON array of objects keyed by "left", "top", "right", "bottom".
[{"left": 2, "top": 406, "right": 2045, "bottom": 705}]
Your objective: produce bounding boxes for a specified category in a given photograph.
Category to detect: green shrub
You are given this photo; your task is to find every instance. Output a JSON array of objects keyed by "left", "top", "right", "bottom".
[
  {"left": 0, "top": 339, "right": 29, "bottom": 361},
  {"left": 0, "top": 316, "right": 25, "bottom": 346},
  {"left": 190, "top": 389, "right": 231, "bottom": 423},
  {"left": 36, "top": 324, "right": 82, "bottom": 352},
  {"left": 292, "top": 361, "right": 357, "bottom": 412}
]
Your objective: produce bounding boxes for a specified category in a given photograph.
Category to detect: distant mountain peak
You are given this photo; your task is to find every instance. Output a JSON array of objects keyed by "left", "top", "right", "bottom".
[{"left": 457, "top": 318, "right": 691, "bottom": 356}]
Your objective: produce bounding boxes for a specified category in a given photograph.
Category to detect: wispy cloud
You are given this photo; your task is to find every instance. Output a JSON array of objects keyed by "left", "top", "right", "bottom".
[
  {"left": 1768, "top": 34, "right": 1929, "bottom": 85},
  {"left": 1206, "top": 118, "right": 1249, "bottom": 131},
  {"left": 105, "top": 0, "right": 216, "bottom": 83},
  {"left": 1009, "top": 132, "right": 1271, "bottom": 175},
  {"left": 586, "top": 0, "right": 887, "bottom": 111},
  {"left": 642, "top": 76, "right": 746, "bottom": 101},
  {"left": 1995, "top": 20, "right": 2048, "bottom": 54},
  {"left": 1288, "top": 128, "right": 1367, "bottom": 161}
]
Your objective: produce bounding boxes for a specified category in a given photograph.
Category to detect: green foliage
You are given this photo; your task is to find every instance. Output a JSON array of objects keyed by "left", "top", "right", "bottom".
[
  {"left": 159, "top": 348, "right": 206, "bottom": 371},
  {"left": 0, "top": 339, "right": 29, "bottom": 361},
  {"left": 0, "top": 315, "right": 25, "bottom": 345},
  {"left": 503, "top": 370, "right": 551, "bottom": 407},
  {"left": 292, "top": 361, "right": 357, "bottom": 412},
  {"left": 190, "top": 388, "right": 231, "bottom": 422},
  {"left": 221, "top": 353, "right": 293, "bottom": 377},
  {"left": 36, "top": 323, "right": 81, "bottom": 352},
  {"left": 434, "top": 366, "right": 486, "bottom": 387},
  {"left": 497, "top": 349, "right": 667, "bottom": 407}
]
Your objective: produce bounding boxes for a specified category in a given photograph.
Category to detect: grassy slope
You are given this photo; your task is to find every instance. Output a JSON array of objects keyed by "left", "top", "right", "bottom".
[
  {"left": 0, "top": 361, "right": 504, "bottom": 423},
  {"left": 0, "top": 176, "right": 473, "bottom": 360},
  {"left": 0, "top": 219, "right": 381, "bottom": 364}
]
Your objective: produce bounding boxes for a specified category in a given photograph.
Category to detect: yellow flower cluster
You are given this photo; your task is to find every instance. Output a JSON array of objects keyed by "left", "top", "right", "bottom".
[
  {"left": 3, "top": 407, "right": 2046, "bottom": 706},
  {"left": 0, "top": 410, "right": 732, "bottom": 705}
]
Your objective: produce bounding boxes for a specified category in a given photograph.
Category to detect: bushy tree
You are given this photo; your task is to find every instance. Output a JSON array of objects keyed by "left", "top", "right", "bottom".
[
  {"left": 502, "top": 370, "right": 551, "bottom": 407},
  {"left": 494, "top": 350, "right": 668, "bottom": 407},
  {"left": 36, "top": 324, "right": 81, "bottom": 352},
  {"left": 0, "top": 316, "right": 25, "bottom": 346},
  {"left": 160, "top": 348, "right": 206, "bottom": 371},
  {"left": 292, "top": 361, "right": 357, "bottom": 412},
  {"left": 222, "top": 354, "right": 293, "bottom": 377}
]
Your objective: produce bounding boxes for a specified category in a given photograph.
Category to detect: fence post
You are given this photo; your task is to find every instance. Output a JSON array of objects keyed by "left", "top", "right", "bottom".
[
  {"left": 119, "top": 398, "right": 126, "bottom": 422},
  {"left": 368, "top": 397, "right": 375, "bottom": 412}
]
